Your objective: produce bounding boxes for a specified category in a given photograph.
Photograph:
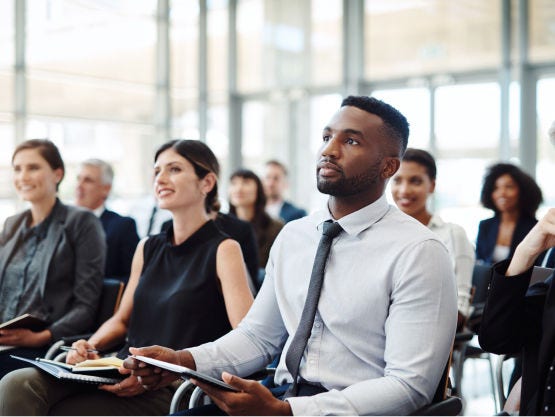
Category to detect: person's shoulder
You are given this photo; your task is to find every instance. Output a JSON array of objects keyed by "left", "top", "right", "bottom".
[
  {"left": 2, "top": 210, "right": 28, "bottom": 236},
  {"left": 382, "top": 207, "right": 448, "bottom": 249},
  {"left": 104, "top": 209, "right": 137, "bottom": 227},
  {"left": 282, "top": 201, "right": 307, "bottom": 218}
]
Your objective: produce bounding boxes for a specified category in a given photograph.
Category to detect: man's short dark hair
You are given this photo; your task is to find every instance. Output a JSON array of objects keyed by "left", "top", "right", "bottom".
[{"left": 341, "top": 96, "right": 409, "bottom": 155}]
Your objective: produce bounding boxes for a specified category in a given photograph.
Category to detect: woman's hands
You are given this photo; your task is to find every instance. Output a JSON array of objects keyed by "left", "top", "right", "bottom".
[{"left": 65, "top": 339, "right": 101, "bottom": 364}]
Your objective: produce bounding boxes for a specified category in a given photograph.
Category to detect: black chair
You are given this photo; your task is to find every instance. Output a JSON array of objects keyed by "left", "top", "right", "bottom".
[
  {"left": 44, "top": 278, "right": 125, "bottom": 360},
  {"left": 451, "top": 263, "right": 497, "bottom": 410}
]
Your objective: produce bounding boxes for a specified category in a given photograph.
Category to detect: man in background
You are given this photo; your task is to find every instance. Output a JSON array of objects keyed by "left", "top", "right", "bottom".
[
  {"left": 263, "top": 160, "right": 307, "bottom": 223},
  {"left": 75, "top": 159, "right": 139, "bottom": 283}
]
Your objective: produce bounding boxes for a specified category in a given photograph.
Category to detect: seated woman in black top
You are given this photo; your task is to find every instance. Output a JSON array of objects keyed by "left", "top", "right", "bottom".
[{"left": 0, "top": 140, "right": 254, "bottom": 416}]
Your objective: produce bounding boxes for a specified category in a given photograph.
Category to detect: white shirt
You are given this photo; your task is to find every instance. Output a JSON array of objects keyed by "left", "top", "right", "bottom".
[
  {"left": 266, "top": 200, "right": 283, "bottom": 220},
  {"left": 189, "top": 195, "right": 457, "bottom": 415},
  {"left": 427, "top": 214, "right": 475, "bottom": 317}
]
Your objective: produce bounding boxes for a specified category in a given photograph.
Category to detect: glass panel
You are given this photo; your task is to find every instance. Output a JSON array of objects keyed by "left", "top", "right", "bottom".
[
  {"left": 435, "top": 83, "right": 500, "bottom": 154},
  {"left": 206, "top": 94, "right": 230, "bottom": 189},
  {"left": 310, "top": 0, "right": 342, "bottom": 86},
  {"left": 237, "top": 0, "right": 311, "bottom": 92},
  {"left": 242, "top": 99, "right": 288, "bottom": 166},
  {"left": 365, "top": 0, "right": 501, "bottom": 80},
  {"left": 0, "top": 0, "right": 14, "bottom": 113},
  {"left": 208, "top": 0, "right": 229, "bottom": 93},
  {"left": 27, "top": 0, "right": 157, "bottom": 123},
  {"left": 371, "top": 88, "right": 430, "bottom": 149},
  {"left": 27, "top": 73, "right": 155, "bottom": 123},
  {"left": 536, "top": 77, "right": 555, "bottom": 210},
  {"left": 237, "top": 0, "right": 264, "bottom": 92},
  {"left": 434, "top": 82, "right": 501, "bottom": 242},
  {"left": 529, "top": 0, "right": 555, "bottom": 63},
  {"left": 26, "top": 116, "right": 155, "bottom": 213},
  {"left": 170, "top": 0, "right": 198, "bottom": 112},
  {"left": 0, "top": 114, "right": 16, "bottom": 221}
]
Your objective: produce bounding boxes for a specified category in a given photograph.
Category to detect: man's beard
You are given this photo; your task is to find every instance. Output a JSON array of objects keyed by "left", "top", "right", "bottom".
[{"left": 317, "top": 162, "right": 381, "bottom": 196}]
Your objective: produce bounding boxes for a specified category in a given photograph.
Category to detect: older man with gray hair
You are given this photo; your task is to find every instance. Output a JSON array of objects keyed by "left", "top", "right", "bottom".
[{"left": 76, "top": 158, "right": 139, "bottom": 283}]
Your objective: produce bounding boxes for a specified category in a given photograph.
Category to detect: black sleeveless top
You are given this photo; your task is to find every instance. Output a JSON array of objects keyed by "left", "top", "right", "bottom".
[{"left": 118, "top": 221, "right": 232, "bottom": 358}]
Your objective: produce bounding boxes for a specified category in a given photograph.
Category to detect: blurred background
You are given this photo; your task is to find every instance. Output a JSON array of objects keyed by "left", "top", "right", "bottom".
[{"left": 1, "top": 0, "right": 554, "bottom": 242}]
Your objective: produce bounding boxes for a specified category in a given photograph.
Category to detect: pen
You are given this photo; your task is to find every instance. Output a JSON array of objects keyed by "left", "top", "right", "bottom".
[{"left": 60, "top": 346, "right": 99, "bottom": 354}]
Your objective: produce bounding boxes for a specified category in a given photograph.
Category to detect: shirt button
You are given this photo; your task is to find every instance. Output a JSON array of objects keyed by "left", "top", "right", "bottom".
[
  {"left": 545, "top": 406, "right": 549, "bottom": 411},
  {"left": 309, "top": 359, "right": 315, "bottom": 364},
  {"left": 548, "top": 386, "right": 552, "bottom": 391},
  {"left": 551, "top": 366, "right": 554, "bottom": 371},
  {"left": 315, "top": 323, "right": 321, "bottom": 328}
]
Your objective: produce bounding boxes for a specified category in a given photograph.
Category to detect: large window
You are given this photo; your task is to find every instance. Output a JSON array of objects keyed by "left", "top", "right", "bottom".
[
  {"left": 365, "top": 0, "right": 501, "bottom": 80},
  {"left": 536, "top": 77, "right": 555, "bottom": 210},
  {"left": 434, "top": 82, "right": 501, "bottom": 241},
  {"left": 23, "top": 0, "right": 157, "bottom": 214}
]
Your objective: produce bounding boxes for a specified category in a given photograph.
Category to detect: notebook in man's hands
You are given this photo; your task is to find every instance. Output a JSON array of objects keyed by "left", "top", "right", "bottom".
[
  {"left": 10, "top": 355, "right": 124, "bottom": 385},
  {"left": 132, "top": 355, "right": 239, "bottom": 392}
]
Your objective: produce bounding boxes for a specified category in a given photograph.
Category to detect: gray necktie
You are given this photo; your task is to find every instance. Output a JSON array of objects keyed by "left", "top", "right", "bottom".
[{"left": 285, "top": 220, "right": 343, "bottom": 396}]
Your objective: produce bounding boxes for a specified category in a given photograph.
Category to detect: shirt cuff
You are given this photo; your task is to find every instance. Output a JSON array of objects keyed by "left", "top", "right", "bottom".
[
  {"left": 187, "top": 346, "right": 216, "bottom": 376},
  {"left": 285, "top": 396, "right": 323, "bottom": 416}
]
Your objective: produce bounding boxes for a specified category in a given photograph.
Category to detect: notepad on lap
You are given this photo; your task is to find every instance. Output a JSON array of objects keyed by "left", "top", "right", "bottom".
[
  {"left": 132, "top": 355, "right": 239, "bottom": 392},
  {"left": 10, "top": 355, "right": 124, "bottom": 384},
  {"left": 0, "top": 314, "right": 48, "bottom": 331}
]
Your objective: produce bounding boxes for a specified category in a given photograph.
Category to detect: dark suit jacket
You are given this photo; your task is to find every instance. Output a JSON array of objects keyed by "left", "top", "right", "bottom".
[
  {"left": 100, "top": 209, "right": 139, "bottom": 283},
  {"left": 279, "top": 201, "right": 307, "bottom": 223},
  {"left": 479, "top": 260, "right": 554, "bottom": 415},
  {"left": 476, "top": 215, "right": 537, "bottom": 264},
  {"left": 161, "top": 213, "right": 259, "bottom": 286},
  {"left": 0, "top": 200, "right": 106, "bottom": 341}
]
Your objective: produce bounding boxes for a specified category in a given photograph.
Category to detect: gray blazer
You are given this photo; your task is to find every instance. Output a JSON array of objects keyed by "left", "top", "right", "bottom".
[{"left": 0, "top": 200, "right": 106, "bottom": 341}]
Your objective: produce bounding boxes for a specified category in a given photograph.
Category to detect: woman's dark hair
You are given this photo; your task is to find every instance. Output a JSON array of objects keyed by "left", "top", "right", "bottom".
[
  {"left": 480, "top": 162, "right": 543, "bottom": 218},
  {"left": 228, "top": 168, "right": 271, "bottom": 232},
  {"left": 402, "top": 148, "right": 437, "bottom": 180},
  {"left": 12, "top": 139, "right": 65, "bottom": 190},
  {"left": 155, "top": 139, "right": 220, "bottom": 214}
]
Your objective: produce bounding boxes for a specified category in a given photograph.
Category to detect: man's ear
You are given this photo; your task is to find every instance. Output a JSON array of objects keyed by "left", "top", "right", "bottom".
[{"left": 382, "top": 157, "right": 400, "bottom": 179}]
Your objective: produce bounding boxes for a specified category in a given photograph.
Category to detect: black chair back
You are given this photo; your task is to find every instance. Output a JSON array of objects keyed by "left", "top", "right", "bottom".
[{"left": 95, "top": 278, "right": 125, "bottom": 328}]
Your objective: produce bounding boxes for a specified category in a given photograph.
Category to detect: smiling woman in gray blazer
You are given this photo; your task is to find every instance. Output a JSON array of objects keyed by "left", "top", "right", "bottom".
[{"left": 0, "top": 139, "right": 105, "bottom": 378}]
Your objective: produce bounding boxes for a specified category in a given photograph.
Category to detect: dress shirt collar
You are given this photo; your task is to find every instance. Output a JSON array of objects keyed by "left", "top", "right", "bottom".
[
  {"left": 313, "top": 194, "right": 391, "bottom": 237},
  {"left": 92, "top": 205, "right": 105, "bottom": 218},
  {"left": 427, "top": 213, "right": 445, "bottom": 229}
]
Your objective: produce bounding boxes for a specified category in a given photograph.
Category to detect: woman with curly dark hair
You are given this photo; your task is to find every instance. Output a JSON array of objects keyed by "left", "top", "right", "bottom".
[
  {"left": 228, "top": 169, "right": 283, "bottom": 285},
  {"left": 476, "top": 162, "right": 543, "bottom": 265}
]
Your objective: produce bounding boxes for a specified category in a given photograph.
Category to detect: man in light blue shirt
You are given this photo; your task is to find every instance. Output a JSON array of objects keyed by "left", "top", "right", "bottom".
[{"left": 127, "top": 96, "right": 457, "bottom": 415}]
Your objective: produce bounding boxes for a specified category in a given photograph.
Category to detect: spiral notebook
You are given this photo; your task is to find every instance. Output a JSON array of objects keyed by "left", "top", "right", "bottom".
[{"left": 10, "top": 355, "right": 123, "bottom": 385}]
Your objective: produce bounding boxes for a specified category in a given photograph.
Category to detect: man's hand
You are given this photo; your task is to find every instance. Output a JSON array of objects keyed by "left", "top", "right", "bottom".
[
  {"left": 124, "top": 346, "right": 194, "bottom": 391},
  {"left": 192, "top": 372, "right": 292, "bottom": 416},
  {"left": 508, "top": 209, "right": 555, "bottom": 276}
]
